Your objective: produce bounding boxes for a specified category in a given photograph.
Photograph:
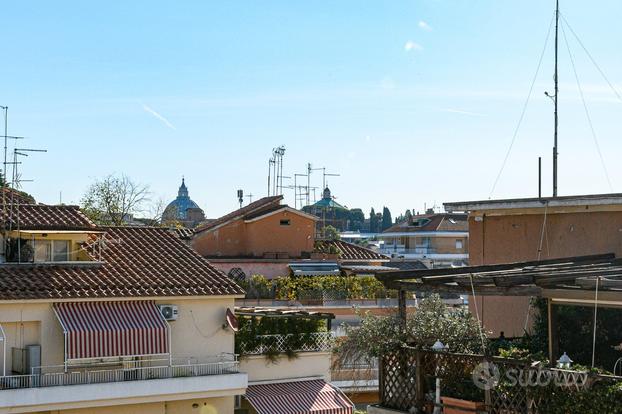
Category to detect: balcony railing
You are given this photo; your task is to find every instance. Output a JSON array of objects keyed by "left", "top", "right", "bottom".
[
  {"left": 379, "top": 247, "right": 437, "bottom": 255},
  {"left": 238, "top": 332, "right": 334, "bottom": 356},
  {"left": 0, "top": 355, "right": 239, "bottom": 391}
]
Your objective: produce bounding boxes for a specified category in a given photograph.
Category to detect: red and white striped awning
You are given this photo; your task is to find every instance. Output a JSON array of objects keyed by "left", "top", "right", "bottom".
[
  {"left": 245, "top": 379, "right": 353, "bottom": 414},
  {"left": 54, "top": 301, "right": 170, "bottom": 360}
]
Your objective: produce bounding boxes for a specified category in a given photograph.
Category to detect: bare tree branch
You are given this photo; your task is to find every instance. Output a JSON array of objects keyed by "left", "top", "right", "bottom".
[{"left": 81, "top": 174, "right": 151, "bottom": 225}]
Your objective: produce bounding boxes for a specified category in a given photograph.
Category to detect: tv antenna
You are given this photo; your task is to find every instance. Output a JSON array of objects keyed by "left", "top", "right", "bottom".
[
  {"left": 309, "top": 165, "right": 340, "bottom": 193},
  {"left": 237, "top": 189, "right": 244, "bottom": 208},
  {"left": 0, "top": 106, "right": 25, "bottom": 185},
  {"left": 267, "top": 146, "right": 286, "bottom": 196}
]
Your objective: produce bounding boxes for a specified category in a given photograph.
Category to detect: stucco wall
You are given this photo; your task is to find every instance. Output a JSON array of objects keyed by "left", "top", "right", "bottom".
[
  {"left": 209, "top": 261, "right": 290, "bottom": 279},
  {"left": 245, "top": 210, "right": 315, "bottom": 258},
  {"left": 467, "top": 209, "right": 622, "bottom": 337},
  {"left": 430, "top": 236, "right": 468, "bottom": 255},
  {"left": 192, "top": 220, "right": 248, "bottom": 258},
  {"left": 191, "top": 210, "right": 315, "bottom": 259},
  {"left": 46, "top": 396, "right": 233, "bottom": 414},
  {"left": 0, "top": 302, "right": 65, "bottom": 374},
  {"left": 0, "top": 297, "right": 236, "bottom": 375},
  {"left": 239, "top": 352, "right": 331, "bottom": 382}
]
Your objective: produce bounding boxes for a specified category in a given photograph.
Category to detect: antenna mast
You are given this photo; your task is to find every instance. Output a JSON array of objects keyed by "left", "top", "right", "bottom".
[
  {"left": 553, "top": 0, "right": 559, "bottom": 196},
  {"left": 545, "top": 0, "right": 559, "bottom": 197}
]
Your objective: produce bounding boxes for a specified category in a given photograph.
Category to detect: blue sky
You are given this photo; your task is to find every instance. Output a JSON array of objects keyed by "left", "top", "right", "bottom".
[{"left": 2, "top": 1, "right": 622, "bottom": 218}]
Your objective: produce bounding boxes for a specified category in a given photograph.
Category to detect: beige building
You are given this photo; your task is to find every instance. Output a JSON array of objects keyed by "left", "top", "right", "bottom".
[
  {"left": 191, "top": 196, "right": 388, "bottom": 279},
  {"left": 378, "top": 212, "right": 469, "bottom": 268},
  {"left": 444, "top": 193, "right": 622, "bottom": 337},
  {"left": 0, "top": 203, "right": 247, "bottom": 414},
  {"left": 1, "top": 200, "right": 356, "bottom": 414},
  {"left": 233, "top": 307, "right": 353, "bottom": 414}
]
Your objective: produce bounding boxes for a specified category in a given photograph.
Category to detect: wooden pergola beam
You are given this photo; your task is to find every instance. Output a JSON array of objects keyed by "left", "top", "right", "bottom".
[
  {"left": 420, "top": 261, "right": 622, "bottom": 285},
  {"left": 374, "top": 253, "right": 615, "bottom": 283},
  {"left": 387, "top": 280, "right": 542, "bottom": 296}
]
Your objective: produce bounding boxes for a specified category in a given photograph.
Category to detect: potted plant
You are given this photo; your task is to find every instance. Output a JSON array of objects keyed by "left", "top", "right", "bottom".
[{"left": 440, "top": 378, "right": 485, "bottom": 414}]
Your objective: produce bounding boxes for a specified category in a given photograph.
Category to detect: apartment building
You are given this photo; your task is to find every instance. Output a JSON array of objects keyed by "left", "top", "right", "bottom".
[
  {"left": 378, "top": 212, "right": 469, "bottom": 268},
  {"left": 444, "top": 192, "right": 622, "bottom": 337},
  {"left": 0, "top": 202, "right": 247, "bottom": 414},
  {"left": 234, "top": 307, "right": 353, "bottom": 414},
  {"left": 191, "top": 196, "right": 388, "bottom": 278}
]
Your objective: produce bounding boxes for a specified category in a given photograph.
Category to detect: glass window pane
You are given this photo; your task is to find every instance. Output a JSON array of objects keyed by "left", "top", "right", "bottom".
[
  {"left": 34, "top": 240, "right": 52, "bottom": 262},
  {"left": 53, "top": 240, "right": 70, "bottom": 262}
]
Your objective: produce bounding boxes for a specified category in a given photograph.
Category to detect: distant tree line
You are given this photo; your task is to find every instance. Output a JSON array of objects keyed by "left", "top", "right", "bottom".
[{"left": 335, "top": 206, "right": 420, "bottom": 233}]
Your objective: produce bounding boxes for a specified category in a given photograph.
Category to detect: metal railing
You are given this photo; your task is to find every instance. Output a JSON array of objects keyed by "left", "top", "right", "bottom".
[
  {"left": 239, "top": 332, "right": 334, "bottom": 355},
  {"left": 0, "top": 355, "right": 239, "bottom": 391},
  {"left": 379, "top": 247, "right": 438, "bottom": 255}
]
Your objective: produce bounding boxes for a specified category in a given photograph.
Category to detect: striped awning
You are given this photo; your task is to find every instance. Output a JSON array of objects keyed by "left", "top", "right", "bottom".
[
  {"left": 54, "top": 301, "right": 169, "bottom": 360},
  {"left": 245, "top": 379, "right": 353, "bottom": 414}
]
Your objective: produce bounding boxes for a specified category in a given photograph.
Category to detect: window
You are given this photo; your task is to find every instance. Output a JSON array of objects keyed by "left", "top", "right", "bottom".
[
  {"left": 33, "top": 240, "right": 70, "bottom": 262},
  {"left": 280, "top": 219, "right": 291, "bottom": 226},
  {"left": 53, "top": 240, "right": 70, "bottom": 261},
  {"left": 34, "top": 240, "right": 52, "bottom": 262},
  {"left": 455, "top": 239, "right": 463, "bottom": 250}
]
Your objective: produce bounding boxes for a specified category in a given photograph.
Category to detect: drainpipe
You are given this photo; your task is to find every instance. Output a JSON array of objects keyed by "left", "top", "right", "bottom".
[{"left": 0, "top": 323, "right": 5, "bottom": 376}]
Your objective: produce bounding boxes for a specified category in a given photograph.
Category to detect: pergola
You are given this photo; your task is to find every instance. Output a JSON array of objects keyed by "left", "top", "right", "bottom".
[{"left": 374, "top": 253, "right": 622, "bottom": 362}]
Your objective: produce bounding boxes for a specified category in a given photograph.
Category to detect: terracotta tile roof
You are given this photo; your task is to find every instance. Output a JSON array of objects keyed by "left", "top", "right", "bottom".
[
  {"left": 194, "top": 196, "right": 283, "bottom": 233},
  {"left": 0, "top": 226, "right": 244, "bottom": 300},
  {"left": 171, "top": 227, "right": 195, "bottom": 240},
  {"left": 0, "top": 187, "right": 36, "bottom": 205},
  {"left": 1, "top": 204, "right": 96, "bottom": 230},
  {"left": 383, "top": 213, "right": 468, "bottom": 233},
  {"left": 243, "top": 204, "right": 287, "bottom": 221},
  {"left": 316, "top": 239, "right": 389, "bottom": 262}
]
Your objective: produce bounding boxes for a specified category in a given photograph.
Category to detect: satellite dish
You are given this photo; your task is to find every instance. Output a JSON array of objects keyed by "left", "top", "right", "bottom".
[{"left": 224, "top": 308, "right": 239, "bottom": 332}]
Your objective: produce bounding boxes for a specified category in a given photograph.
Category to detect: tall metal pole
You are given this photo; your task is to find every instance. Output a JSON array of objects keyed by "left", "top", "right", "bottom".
[
  {"left": 2, "top": 106, "right": 6, "bottom": 180},
  {"left": 553, "top": 0, "right": 559, "bottom": 197},
  {"left": 538, "top": 157, "right": 542, "bottom": 199},
  {"left": 267, "top": 159, "right": 271, "bottom": 196},
  {"left": 307, "top": 163, "right": 311, "bottom": 206}
]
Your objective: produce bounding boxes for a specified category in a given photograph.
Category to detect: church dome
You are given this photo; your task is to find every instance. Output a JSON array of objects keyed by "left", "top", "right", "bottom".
[{"left": 163, "top": 178, "right": 202, "bottom": 221}]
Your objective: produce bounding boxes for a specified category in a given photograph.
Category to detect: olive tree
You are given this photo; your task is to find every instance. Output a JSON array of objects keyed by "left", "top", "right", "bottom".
[{"left": 335, "top": 294, "right": 487, "bottom": 367}]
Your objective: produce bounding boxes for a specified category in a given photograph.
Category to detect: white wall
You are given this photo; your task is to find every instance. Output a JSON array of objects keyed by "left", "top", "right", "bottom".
[{"left": 240, "top": 352, "right": 331, "bottom": 383}]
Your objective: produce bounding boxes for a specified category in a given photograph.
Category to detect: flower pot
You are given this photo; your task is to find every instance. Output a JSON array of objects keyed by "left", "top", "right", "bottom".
[{"left": 441, "top": 396, "right": 485, "bottom": 414}]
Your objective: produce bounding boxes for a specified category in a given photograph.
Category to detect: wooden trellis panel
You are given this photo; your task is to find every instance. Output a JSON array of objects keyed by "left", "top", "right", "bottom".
[{"left": 379, "top": 350, "right": 418, "bottom": 411}]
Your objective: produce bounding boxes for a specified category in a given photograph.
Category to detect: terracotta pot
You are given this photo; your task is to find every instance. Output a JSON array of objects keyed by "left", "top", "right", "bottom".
[{"left": 441, "top": 396, "right": 486, "bottom": 414}]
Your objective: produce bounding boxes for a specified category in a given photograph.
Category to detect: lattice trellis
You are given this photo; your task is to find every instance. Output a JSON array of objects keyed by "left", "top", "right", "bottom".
[
  {"left": 379, "top": 350, "right": 418, "bottom": 411},
  {"left": 378, "top": 349, "right": 618, "bottom": 414},
  {"left": 239, "top": 332, "right": 334, "bottom": 355},
  {"left": 488, "top": 360, "right": 530, "bottom": 414}
]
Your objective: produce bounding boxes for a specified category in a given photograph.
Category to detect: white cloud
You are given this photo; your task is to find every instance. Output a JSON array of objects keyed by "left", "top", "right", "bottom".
[
  {"left": 404, "top": 40, "right": 423, "bottom": 52},
  {"left": 142, "top": 103, "right": 176, "bottom": 130},
  {"left": 418, "top": 20, "right": 432, "bottom": 31}
]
